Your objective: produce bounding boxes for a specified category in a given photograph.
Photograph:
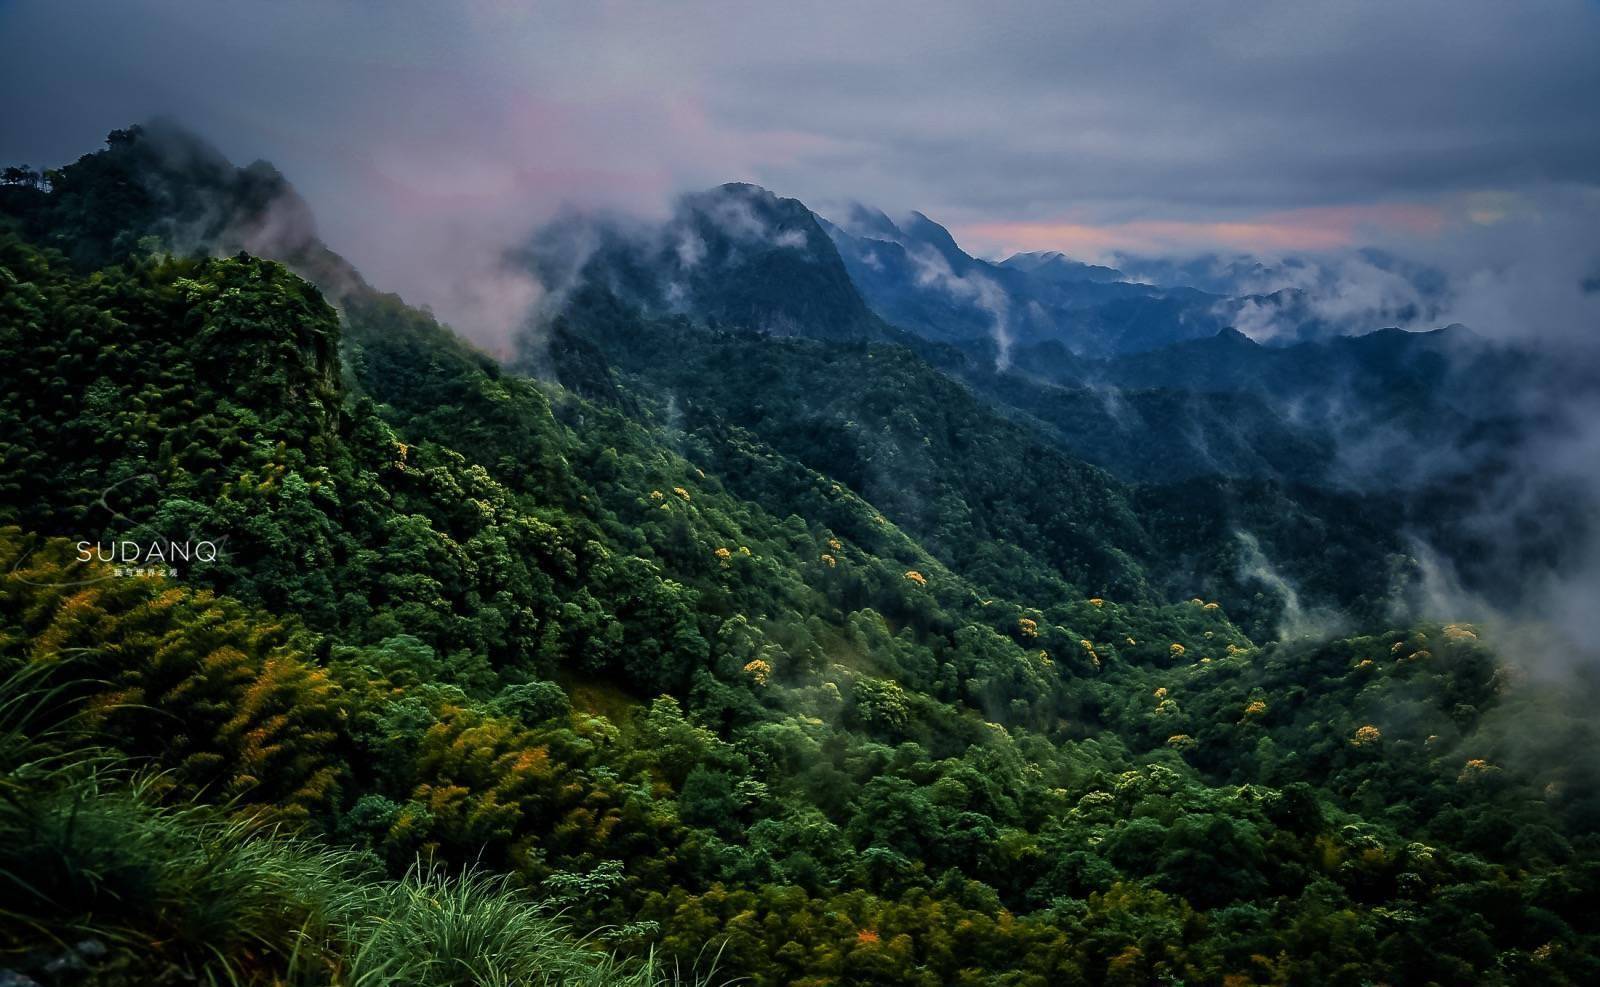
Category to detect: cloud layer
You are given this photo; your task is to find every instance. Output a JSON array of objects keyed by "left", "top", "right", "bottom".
[{"left": 4, "top": 1, "right": 1598, "bottom": 308}]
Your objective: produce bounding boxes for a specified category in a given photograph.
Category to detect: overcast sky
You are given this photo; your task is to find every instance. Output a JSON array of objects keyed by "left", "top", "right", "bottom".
[{"left": 3, "top": 1, "right": 1599, "bottom": 288}]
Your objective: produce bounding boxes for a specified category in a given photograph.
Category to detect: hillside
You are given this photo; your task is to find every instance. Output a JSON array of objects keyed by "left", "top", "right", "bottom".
[
  {"left": 2, "top": 126, "right": 1598, "bottom": 986},
  {"left": 549, "top": 286, "right": 1411, "bottom": 638}
]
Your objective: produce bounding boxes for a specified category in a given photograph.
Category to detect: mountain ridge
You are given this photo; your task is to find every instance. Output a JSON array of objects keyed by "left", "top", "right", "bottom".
[{"left": 5, "top": 121, "right": 1599, "bottom": 987}]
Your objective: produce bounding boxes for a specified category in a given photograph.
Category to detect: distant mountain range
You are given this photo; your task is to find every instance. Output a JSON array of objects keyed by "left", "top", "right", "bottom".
[
  {"left": 536, "top": 181, "right": 1454, "bottom": 362},
  {"left": 819, "top": 203, "right": 1235, "bottom": 358},
  {"left": 527, "top": 181, "right": 1564, "bottom": 496}
]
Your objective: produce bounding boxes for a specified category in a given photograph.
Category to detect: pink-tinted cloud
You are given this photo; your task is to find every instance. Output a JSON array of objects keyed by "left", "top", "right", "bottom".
[{"left": 960, "top": 203, "right": 1447, "bottom": 260}]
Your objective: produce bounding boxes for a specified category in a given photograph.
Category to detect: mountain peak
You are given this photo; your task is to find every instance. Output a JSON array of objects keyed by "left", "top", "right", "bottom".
[
  {"left": 839, "top": 202, "right": 906, "bottom": 241},
  {"left": 1000, "top": 250, "right": 1125, "bottom": 284},
  {"left": 536, "top": 182, "right": 888, "bottom": 341},
  {"left": 899, "top": 210, "right": 967, "bottom": 262},
  {"left": 1215, "top": 326, "right": 1260, "bottom": 346}
]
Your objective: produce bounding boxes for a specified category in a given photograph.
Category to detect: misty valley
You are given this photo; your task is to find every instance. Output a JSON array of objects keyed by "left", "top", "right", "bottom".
[{"left": 3, "top": 26, "right": 1600, "bottom": 986}]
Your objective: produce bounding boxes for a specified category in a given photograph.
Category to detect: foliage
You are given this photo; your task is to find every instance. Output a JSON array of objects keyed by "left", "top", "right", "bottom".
[
  {"left": 0, "top": 748, "right": 710, "bottom": 985},
  {"left": 1, "top": 126, "right": 1598, "bottom": 985}
]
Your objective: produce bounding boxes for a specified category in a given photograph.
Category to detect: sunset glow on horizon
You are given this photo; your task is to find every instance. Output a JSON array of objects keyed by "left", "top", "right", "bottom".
[{"left": 959, "top": 202, "right": 1451, "bottom": 261}]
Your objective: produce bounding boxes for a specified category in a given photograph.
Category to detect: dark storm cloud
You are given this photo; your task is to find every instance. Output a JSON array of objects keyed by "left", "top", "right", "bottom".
[
  {"left": 5, "top": 1, "right": 1599, "bottom": 247},
  {"left": 683, "top": 1, "right": 1600, "bottom": 223}
]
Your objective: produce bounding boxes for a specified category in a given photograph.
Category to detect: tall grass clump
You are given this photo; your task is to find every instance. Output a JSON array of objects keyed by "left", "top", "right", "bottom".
[
  {"left": 0, "top": 662, "right": 726, "bottom": 986},
  {"left": 321, "top": 865, "right": 725, "bottom": 987}
]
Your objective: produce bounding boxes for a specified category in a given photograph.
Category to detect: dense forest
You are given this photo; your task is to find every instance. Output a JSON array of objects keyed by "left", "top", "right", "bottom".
[{"left": 1, "top": 126, "right": 1598, "bottom": 986}]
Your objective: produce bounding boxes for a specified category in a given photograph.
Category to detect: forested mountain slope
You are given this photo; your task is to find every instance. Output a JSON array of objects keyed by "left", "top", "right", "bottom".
[
  {"left": 548, "top": 287, "right": 1411, "bottom": 638},
  {"left": 528, "top": 177, "right": 1581, "bottom": 612},
  {"left": 1, "top": 126, "right": 1597, "bottom": 986}
]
